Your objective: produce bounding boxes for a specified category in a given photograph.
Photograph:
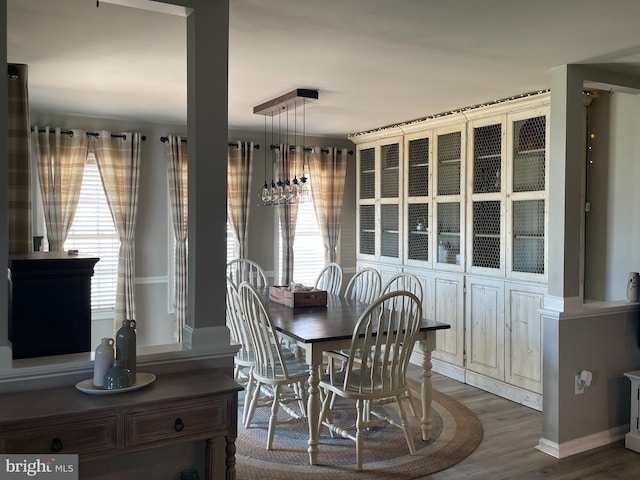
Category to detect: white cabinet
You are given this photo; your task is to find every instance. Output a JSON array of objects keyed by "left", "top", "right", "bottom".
[
  {"left": 465, "top": 276, "right": 505, "bottom": 380},
  {"left": 431, "top": 271, "right": 465, "bottom": 367},
  {"left": 352, "top": 93, "right": 549, "bottom": 408},
  {"left": 505, "top": 282, "right": 544, "bottom": 394},
  {"left": 465, "top": 278, "right": 544, "bottom": 407}
]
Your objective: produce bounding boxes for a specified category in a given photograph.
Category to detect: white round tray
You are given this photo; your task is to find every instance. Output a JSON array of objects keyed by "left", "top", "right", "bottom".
[{"left": 75, "top": 372, "right": 156, "bottom": 395}]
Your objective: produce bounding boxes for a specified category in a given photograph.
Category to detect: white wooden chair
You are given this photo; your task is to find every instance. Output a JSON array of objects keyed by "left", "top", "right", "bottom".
[
  {"left": 314, "top": 262, "right": 343, "bottom": 295},
  {"left": 226, "top": 258, "right": 268, "bottom": 288},
  {"left": 326, "top": 267, "right": 383, "bottom": 396},
  {"left": 381, "top": 272, "right": 423, "bottom": 301},
  {"left": 318, "top": 290, "right": 423, "bottom": 470},
  {"left": 380, "top": 272, "right": 424, "bottom": 416},
  {"left": 225, "top": 277, "right": 255, "bottom": 425},
  {"left": 238, "top": 281, "right": 310, "bottom": 450},
  {"left": 344, "top": 267, "right": 382, "bottom": 304}
]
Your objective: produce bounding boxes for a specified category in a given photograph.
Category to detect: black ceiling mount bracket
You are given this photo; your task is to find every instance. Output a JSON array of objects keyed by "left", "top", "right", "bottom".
[{"left": 253, "top": 88, "right": 319, "bottom": 116}]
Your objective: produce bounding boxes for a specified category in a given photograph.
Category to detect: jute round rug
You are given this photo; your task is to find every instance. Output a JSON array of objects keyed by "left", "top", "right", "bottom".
[{"left": 235, "top": 379, "right": 483, "bottom": 479}]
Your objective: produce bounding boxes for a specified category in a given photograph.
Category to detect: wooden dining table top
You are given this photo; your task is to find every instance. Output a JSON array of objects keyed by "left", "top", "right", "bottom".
[{"left": 260, "top": 288, "right": 451, "bottom": 345}]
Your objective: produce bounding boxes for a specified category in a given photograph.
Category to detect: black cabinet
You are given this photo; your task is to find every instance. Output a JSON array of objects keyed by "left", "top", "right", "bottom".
[{"left": 9, "top": 252, "right": 99, "bottom": 359}]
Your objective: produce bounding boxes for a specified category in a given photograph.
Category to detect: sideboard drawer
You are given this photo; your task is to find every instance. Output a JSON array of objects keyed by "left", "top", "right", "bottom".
[
  {"left": 0, "top": 414, "right": 119, "bottom": 457},
  {"left": 125, "top": 397, "right": 228, "bottom": 448}
]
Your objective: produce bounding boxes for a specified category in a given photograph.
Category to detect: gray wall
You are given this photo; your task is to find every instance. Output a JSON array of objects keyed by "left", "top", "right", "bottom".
[
  {"left": 543, "top": 65, "right": 640, "bottom": 453},
  {"left": 585, "top": 92, "right": 640, "bottom": 301}
]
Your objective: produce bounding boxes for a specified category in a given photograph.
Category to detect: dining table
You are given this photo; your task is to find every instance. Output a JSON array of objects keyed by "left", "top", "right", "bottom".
[{"left": 262, "top": 289, "right": 451, "bottom": 466}]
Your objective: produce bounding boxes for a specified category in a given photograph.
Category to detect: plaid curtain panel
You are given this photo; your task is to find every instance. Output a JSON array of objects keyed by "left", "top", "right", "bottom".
[
  {"left": 276, "top": 144, "right": 303, "bottom": 285},
  {"left": 91, "top": 131, "right": 142, "bottom": 331},
  {"left": 8, "top": 64, "right": 32, "bottom": 254},
  {"left": 227, "top": 141, "right": 254, "bottom": 259},
  {"left": 33, "top": 127, "right": 89, "bottom": 251},
  {"left": 167, "top": 135, "right": 188, "bottom": 342},
  {"left": 309, "top": 147, "right": 348, "bottom": 263}
]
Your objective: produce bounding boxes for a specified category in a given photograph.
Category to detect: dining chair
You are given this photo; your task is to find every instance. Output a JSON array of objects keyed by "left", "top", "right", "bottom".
[
  {"left": 225, "top": 277, "right": 256, "bottom": 425},
  {"left": 381, "top": 271, "right": 423, "bottom": 302},
  {"left": 326, "top": 267, "right": 383, "bottom": 396},
  {"left": 314, "top": 262, "right": 343, "bottom": 295},
  {"left": 226, "top": 258, "right": 268, "bottom": 288},
  {"left": 238, "top": 281, "right": 310, "bottom": 450},
  {"left": 343, "top": 267, "right": 382, "bottom": 304},
  {"left": 318, "top": 290, "right": 423, "bottom": 471},
  {"left": 380, "top": 272, "right": 424, "bottom": 416}
]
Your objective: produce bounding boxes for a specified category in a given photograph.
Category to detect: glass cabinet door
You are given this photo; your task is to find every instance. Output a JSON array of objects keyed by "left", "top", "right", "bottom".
[
  {"left": 472, "top": 200, "right": 501, "bottom": 269},
  {"left": 406, "top": 136, "right": 430, "bottom": 262},
  {"left": 381, "top": 143, "right": 400, "bottom": 198},
  {"left": 473, "top": 124, "right": 502, "bottom": 194},
  {"left": 513, "top": 116, "right": 545, "bottom": 193},
  {"left": 408, "top": 203, "right": 429, "bottom": 261},
  {"left": 470, "top": 121, "right": 503, "bottom": 272},
  {"left": 435, "top": 130, "right": 463, "bottom": 267},
  {"left": 510, "top": 114, "right": 546, "bottom": 276},
  {"left": 359, "top": 146, "right": 376, "bottom": 200},
  {"left": 359, "top": 204, "right": 375, "bottom": 256}
]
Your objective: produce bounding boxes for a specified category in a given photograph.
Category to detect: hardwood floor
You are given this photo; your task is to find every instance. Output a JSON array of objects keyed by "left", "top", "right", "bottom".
[{"left": 409, "top": 367, "right": 640, "bottom": 479}]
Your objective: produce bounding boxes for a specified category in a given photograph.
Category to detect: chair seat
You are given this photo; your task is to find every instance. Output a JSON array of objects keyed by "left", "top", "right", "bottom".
[
  {"left": 237, "top": 343, "right": 295, "bottom": 364},
  {"left": 320, "top": 368, "right": 407, "bottom": 400},
  {"left": 254, "top": 354, "right": 310, "bottom": 382}
]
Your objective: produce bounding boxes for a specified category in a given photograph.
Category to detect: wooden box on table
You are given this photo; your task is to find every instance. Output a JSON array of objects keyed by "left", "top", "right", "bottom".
[{"left": 269, "top": 286, "right": 327, "bottom": 308}]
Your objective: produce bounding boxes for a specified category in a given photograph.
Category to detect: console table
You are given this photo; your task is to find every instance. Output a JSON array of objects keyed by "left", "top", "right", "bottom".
[{"left": 0, "top": 370, "right": 241, "bottom": 480}]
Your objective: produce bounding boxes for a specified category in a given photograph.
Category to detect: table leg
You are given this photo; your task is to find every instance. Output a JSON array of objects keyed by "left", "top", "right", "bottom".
[
  {"left": 306, "top": 362, "right": 322, "bottom": 464},
  {"left": 417, "top": 335, "right": 436, "bottom": 441}
]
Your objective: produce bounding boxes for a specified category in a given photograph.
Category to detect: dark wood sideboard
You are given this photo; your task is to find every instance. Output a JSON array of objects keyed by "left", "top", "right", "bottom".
[
  {"left": 8, "top": 252, "right": 99, "bottom": 359},
  {"left": 0, "top": 369, "right": 242, "bottom": 480}
]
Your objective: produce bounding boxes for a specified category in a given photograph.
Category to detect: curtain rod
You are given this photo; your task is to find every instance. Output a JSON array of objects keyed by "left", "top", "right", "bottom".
[
  {"left": 160, "top": 136, "right": 261, "bottom": 149},
  {"left": 270, "top": 144, "right": 353, "bottom": 155},
  {"left": 31, "top": 128, "right": 146, "bottom": 141}
]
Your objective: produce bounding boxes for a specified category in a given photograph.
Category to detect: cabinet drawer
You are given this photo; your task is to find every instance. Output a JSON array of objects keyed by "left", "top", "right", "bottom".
[
  {"left": 0, "top": 414, "right": 119, "bottom": 457},
  {"left": 125, "top": 397, "right": 227, "bottom": 447}
]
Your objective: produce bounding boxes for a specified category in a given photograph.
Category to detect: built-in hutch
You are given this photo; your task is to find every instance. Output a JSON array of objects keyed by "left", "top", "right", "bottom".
[{"left": 352, "top": 92, "right": 549, "bottom": 409}]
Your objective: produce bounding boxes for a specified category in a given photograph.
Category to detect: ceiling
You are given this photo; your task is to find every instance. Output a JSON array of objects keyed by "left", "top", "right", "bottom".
[{"left": 7, "top": 0, "right": 640, "bottom": 138}]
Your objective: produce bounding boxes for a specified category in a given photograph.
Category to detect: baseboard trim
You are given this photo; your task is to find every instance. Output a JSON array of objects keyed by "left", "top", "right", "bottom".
[
  {"left": 465, "top": 370, "right": 542, "bottom": 410},
  {"left": 537, "top": 424, "right": 628, "bottom": 458},
  {"left": 431, "top": 358, "right": 466, "bottom": 382}
]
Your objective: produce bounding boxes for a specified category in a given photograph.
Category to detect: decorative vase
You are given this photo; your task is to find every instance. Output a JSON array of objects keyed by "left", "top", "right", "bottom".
[
  {"left": 116, "top": 319, "right": 137, "bottom": 383},
  {"left": 103, "top": 359, "right": 132, "bottom": 390},
  {"left": 627, "top": 272, "right": 639, "bottom": 302},
  {"left": 93, "top": 337, "right": 115, "bottom": 388}
]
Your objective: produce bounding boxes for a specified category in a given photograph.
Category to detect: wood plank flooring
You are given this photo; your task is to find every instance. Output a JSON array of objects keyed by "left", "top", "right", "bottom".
[{"left": 408, "top": 367, "right": 640, "bottom": 479}]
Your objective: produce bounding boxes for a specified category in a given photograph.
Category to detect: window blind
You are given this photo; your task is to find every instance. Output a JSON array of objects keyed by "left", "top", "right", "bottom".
[{"left": 63, "top": 157, "right": 119, "bottom": 312}]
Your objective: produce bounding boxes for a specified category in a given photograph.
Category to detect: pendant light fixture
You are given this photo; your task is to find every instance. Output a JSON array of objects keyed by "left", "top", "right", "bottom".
[{"left": 255, "top": 88, "right": 318, "bottom": 206}]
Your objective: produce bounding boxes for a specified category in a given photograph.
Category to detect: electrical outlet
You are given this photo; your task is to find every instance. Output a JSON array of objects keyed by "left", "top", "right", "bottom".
[{"left": 575, "top": 375, "right": 584, "bottom": 395}]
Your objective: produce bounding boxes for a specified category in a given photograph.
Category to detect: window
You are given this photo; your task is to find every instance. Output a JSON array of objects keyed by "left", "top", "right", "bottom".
[
  {"left": 226, "top": 220, "right": 238, "bottom": 262},
  {"left": 277, "top": 179, "right": 326, "bottom": 286},
  {"left": 63, "top": 155, "right": 119, "bottom": 313}
]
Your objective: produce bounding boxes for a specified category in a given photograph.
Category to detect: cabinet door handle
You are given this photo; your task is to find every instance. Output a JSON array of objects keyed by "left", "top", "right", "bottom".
[
  {"left": 51, "top": 437, "right": 63, "bottom": 452},
  {"left": 174, "top": 418, "right": 184, "bottom": 432}
]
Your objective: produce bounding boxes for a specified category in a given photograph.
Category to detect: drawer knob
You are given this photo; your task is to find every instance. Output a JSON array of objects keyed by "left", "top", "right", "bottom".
[
  {"left": 174, "top": 418, "right": 184, "bottom": 432},
  {"left": 51, "top": 437, "right": 63, "bottom": 452}
]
